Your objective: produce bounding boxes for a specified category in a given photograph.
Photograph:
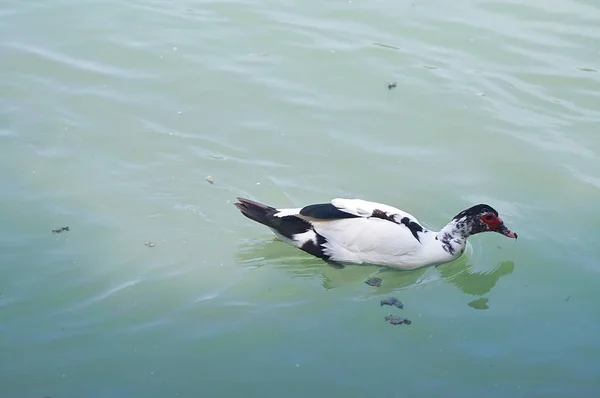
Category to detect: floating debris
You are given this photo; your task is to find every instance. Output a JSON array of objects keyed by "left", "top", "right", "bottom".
[
  {"left": 386, "top": 81, "right": 397, "bottom": 90},
  {"left": 52, "top": 226, "right": 69, "bottom": 234},
  {"left": 205, "top": 175, "right": 214, "bottom": 184},
  {"left": 385, "top": 314, "right": 411, "bottom": 325},
  {"left": 476, "top": 92, "right": 486, "bottom": 97},
  {"left": 365, "top": 277, "right": 382, "bottom": 287},
  {"left": 373, "top": 42, "right": 400, "bottom": 50},
  {"left": 145, "top": 241, "right": 155, "bottom": 248},
  {"left": 380, "top": 297, "right": 404, "bottom": 309}
]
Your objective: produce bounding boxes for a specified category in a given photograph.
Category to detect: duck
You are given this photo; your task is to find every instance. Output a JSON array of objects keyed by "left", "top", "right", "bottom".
[{"left": 234, "top": 197, "right": 517, "bottom": 270}]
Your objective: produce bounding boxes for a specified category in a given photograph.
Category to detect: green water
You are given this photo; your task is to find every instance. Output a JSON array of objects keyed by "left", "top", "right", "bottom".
[{"left": 2, "top": 0, "right": 600, "bottom": 397}]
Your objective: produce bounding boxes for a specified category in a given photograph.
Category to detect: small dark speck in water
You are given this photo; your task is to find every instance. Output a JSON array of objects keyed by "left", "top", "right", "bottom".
[
  {"left": 565, "top": 295, "right": 571, "bottom": 302},
  {"left": 373, "top": 42, "right": 400, "bottom": 50},
  {"left": 385, "top": 315, "right": 411, "bottom": 325},
  {"left": 386, "top": 82, "right": 397, "bottom": 90},
  {"left": 578, "top": 67, "right": 597, "bottom": 73},
  {"left": 380, "top": 297, "right": 404, "bottom": 309},
  {"left": 52, "top": 226, "right": 69, "bottom": 233},
  {"left": 365, "top": 277, "right": 382, "bottom": 287}
]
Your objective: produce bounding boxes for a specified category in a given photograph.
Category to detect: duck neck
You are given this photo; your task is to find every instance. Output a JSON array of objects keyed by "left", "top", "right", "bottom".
[{"left": 436, "top": 219, "right": 470, "bottom": 256}]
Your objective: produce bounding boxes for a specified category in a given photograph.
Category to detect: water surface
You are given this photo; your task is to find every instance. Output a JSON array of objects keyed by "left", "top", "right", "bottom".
[{"left": 2, "top": 0, "right": 600, "bottom": 397}]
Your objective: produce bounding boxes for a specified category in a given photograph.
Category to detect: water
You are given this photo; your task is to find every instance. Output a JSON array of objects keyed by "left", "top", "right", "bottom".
[{"left": 2, "top": 0, "right": 600, "bottom": 396}]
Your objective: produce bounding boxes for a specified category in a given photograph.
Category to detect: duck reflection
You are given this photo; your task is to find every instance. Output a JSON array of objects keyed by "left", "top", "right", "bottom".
[{"left": 236, "top": 238, "right": 514, "bottom": 308}]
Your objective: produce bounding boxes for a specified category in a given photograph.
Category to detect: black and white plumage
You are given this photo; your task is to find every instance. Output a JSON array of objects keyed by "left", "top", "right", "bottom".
[{"left": 234, "top": 197, "right": 517, "bottom": 270}]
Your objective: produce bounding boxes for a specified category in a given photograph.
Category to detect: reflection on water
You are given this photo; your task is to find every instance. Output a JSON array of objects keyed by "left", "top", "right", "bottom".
[
  {"left": 236, "top": 237, "right": 515, "bottom": 307},
  {"left": 468, "top": 297, "right": 490, "bottom": 310},
  {"left": 439, "top": 259, "right": 515, "bottom": 296}
]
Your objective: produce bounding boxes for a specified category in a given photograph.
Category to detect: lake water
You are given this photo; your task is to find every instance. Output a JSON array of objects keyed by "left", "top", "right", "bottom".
[{"left": 2, "top": 0, "right": 600, "bottom": 397}]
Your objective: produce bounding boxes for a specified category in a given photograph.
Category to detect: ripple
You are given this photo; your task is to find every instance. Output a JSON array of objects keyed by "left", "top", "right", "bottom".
[
  {"left": 0, "top": 294, "right": 21, "bottom": 309},
  {"left": 5, "top": 42, "right": 155, "bottom": 79},
  {"left": 125, "top": 0, "right": 230, "bottom": 24},
  {"left": 58, "top": 279, "right": 140, "bottom": 314}
]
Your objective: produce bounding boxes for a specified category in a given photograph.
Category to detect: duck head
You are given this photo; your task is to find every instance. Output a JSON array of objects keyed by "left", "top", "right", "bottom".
[{"left": 451, "top": 204, "right": 517, "bottom": 239}]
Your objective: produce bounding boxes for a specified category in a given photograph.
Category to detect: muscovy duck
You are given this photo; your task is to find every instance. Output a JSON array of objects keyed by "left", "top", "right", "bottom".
[{"left": 234, "top": 197, "right": 517, "bottom": 270}]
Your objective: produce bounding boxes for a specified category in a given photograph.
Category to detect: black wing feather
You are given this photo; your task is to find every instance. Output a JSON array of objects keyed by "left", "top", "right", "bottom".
[
  {"left": 299, "top": 203, "right": 361, "bottom": 220},
  {"left": 370, "top": 210, "right": 423, "bottom": 243},
  {"left": 300, "top": 203, "right": 424, "bottom": 243}
]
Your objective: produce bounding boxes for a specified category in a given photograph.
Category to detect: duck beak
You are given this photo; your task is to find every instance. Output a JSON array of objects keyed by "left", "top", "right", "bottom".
[{"left": 498, "top": 223, "right": 518, "bottom": 239}]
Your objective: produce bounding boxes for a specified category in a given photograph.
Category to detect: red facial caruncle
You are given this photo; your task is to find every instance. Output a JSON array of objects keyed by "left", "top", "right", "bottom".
[
  {"left": 480, "top": 213, "right": 502, "bottom": 230},
  {"left": 481, "top": 213, "right": 518, "bottom": 239}
]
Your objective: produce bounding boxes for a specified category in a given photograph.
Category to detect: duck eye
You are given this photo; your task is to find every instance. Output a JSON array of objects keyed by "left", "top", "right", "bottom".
[{"left": 484, "top": 215, "right": 494, "bottom": 221}]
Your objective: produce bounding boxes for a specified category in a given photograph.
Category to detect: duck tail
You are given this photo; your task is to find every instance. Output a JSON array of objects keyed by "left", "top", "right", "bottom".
[{"left": 233, "top": 197, "right": 279, "bottom": 227}]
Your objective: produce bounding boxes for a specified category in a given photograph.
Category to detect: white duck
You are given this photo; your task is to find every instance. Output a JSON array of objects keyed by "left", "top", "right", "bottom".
[{"left": 234, "top": 197, "right": 517, "bottom": 270}]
